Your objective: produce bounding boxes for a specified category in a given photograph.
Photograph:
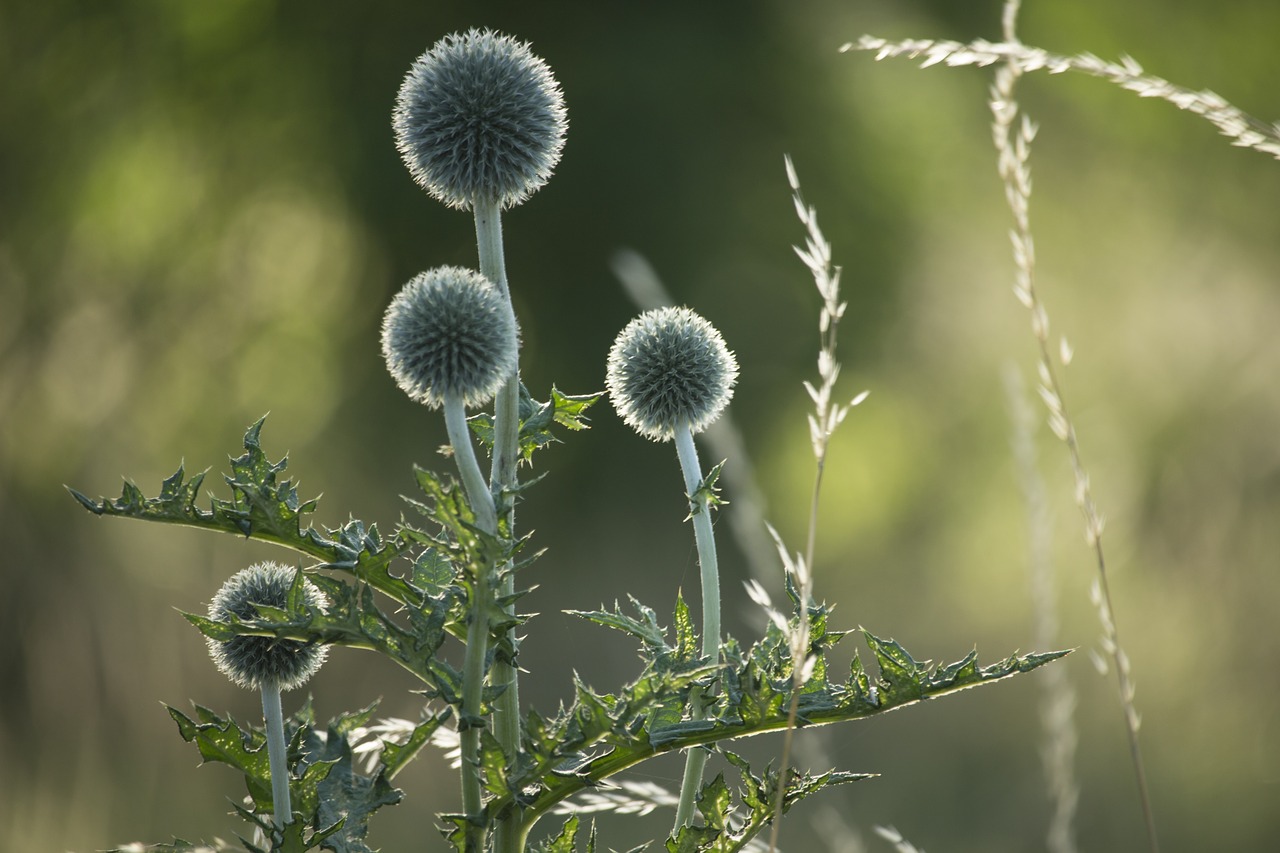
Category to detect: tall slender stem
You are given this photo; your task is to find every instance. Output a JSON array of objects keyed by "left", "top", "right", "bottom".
[
  {"left": 445, "top": 391, "right": 498, "bottom": 852},
  {"left": 459, "top": 567, "right": 491, "bottom": 852},
  {"left": 260, "top": 681, "right": 292, "bottom": 829},
  {"left": 474, "top": 199, "right": 523, "bottom": 853},
  {"left": 672, "top": 422, "right": 721, "bottom": 832}
]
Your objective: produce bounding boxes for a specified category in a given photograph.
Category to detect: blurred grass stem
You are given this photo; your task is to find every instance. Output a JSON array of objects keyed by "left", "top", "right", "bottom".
[{"left": 993, "top": 4, "right": 1157, "bottom": 850}]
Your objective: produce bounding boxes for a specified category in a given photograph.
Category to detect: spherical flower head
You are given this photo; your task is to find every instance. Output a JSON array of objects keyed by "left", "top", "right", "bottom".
[
  {"left": 393, "top": 29, "right": 567, "bottom": 210},
  {"left": 206, "top": 562, "right": 328, "bottom": 692},
  {"left": 381, "top": 266, "right": 518, "bottom": 409},
  {"left": 606, "top": 307, "right": 738, "bottom": 442}
]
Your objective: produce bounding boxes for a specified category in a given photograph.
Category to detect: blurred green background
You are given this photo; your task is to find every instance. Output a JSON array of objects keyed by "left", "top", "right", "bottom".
[{"left": 4, "top": 1, "right": 1279, "bottom": 850}]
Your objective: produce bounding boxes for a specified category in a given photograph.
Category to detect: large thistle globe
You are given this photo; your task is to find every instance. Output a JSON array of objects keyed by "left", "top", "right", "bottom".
[
  {"left": 606, "top": 307, "right": 739, "bottom": 442},
  {"left": 381, "top": 266, "right": 518, "bottom": 409},
  {"left": 394, "top": 29, "right": 567, "bottom": 210},
  {"left": 206, "top": 562, "right": 328, "bottom": 692}
]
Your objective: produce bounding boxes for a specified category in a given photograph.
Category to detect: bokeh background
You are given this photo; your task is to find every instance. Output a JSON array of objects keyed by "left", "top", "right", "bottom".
[{"left": 3, "top": 1, "right": 1279, "bottom": 850}]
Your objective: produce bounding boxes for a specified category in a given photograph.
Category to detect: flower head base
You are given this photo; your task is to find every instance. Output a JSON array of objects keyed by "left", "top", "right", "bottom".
[
  {"left": 206, "top": 562, "right": 328, "bottom": 692},
  {"left": 606, "top": 307, "right": 738, "bottom": 442},
  {"left": 382, "top": 266, "right": 518, "bottom": 409},
  {"left": 394, "top": 29, "right": 567, "bottom": 210}
]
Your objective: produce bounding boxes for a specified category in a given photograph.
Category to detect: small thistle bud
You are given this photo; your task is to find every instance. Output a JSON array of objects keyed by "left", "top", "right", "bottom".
[
  {"left": 393, "top": 29, "right": 568, "bottom": 210},
  {"left": 381, "top": 266, "right": 518, "bottom": 409},
  {"left": 206, "top": 563, "right": 328, "bottom": 692},
  {"left": 606, "top": 307, "right": 738, "bottom": 442}
]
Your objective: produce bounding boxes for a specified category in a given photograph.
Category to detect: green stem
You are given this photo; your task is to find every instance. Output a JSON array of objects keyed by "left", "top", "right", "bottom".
[
  {"left": 459, "top": 565, "right": 490, "bottom": 852},
  {"left": 474, "top": 199, "right": 523, "bottom": 853},
  {"left": 260, "top": 681, "right": 292, "bottom": 829},
  {"left": 444, "top": 394, "right": 498, "bottom": 536},
  {"left": 445, "top": 392, "right": 498, "bottom": 852},
  {"left": 672, "top": 422, "right": 721, "bottom": 832}
]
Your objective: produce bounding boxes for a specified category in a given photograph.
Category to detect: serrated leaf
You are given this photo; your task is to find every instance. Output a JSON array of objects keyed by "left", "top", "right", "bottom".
[
  {"left": 863, "top": 631, "right": 926, "bottom": 702},
  {"left": 380, "top": 712, "right": 449, "bottom": 780},
  {"left": 469, "top": 384, "right": 602, "bottom": 463},
  {"left": 666, "top": 824, "right": 720, "bottom": 853},
  {"left": 696, "top": 774, "right": 733, "bottom": 831},
  {"left": 488, "top": 638, "right": 1067, "bottom": 836},
  {"left": 567, "top": 597, "right": 667, "bottom": 654},
  {"left": 688, "top": 460, "right": 728, "bottom": 517},
  {"left": 70, "top": 418, "right": 417, "bottom": 605},
  {"left": 168, "top": 705, "right": 273, "bottom": 806},
  {"left": 539, "top": 814, "right": 580, "bottom": 853}
]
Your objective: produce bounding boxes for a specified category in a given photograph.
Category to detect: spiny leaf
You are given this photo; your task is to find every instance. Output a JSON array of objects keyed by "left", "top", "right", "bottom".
[
  {"left": 863, "top": 631, "right": 926, "bottom": 702},
  {"left": 696, "top": 773, "right": 733, "bottom": 831},
  {"left": 537, "top": 814, "right": 580, "bottom": 853},
  {"left": 380, "top": 712, "right": 450, "bottom": 780},
  {"left": 168, "top": 705, "right": 273, "bottom": 806},
  {"left": 567, "top": 596, "right": 668, "bottom": 655},
  {"left": 168, "top": 703, "right": 408, "bottom": 853},
  {"left": 70, "top": 417, "right": 417, "bottom": 604},
  {"left": 490, "top": 628, "right": 1066, "bottom": 835},
  {"left": 469, "top": 384, "right": 603, "bottom": 463},
  {"left": 687, "top": 460, "right": 728, "bottom": 517}
]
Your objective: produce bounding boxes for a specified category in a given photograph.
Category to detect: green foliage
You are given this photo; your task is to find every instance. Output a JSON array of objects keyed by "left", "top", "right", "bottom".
[
  {"left": 687, "top": 460, "right": 727, "bottom": 517},
  {"left": 69, "top": 418, "right": 417, "bottom": 603},
  {"left": 468, "top": 384, "right": 602, "bottom": 464},
  {"left": 163, "top": 701, "right": 438, "bottom": 853},
  {"left": 489, "top": 595, "right": 1067, "bottom": 840},
  {"left": 666, "top": 753, "right": 869, "bottom": 853},
  {"left": 72, "top": 414, "right": 1065, "bottom": 852}
]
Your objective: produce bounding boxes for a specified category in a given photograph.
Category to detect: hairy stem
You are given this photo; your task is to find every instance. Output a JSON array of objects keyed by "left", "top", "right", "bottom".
[
  {"left": 459, "top": 565, "right": 491, "bottom": 852},
  {"left": 672, "top": 421, "right": 721, "bottom": 832},
  {"left": 445, "top": 390, "right": 499, "bottom": 851},
  {"left": 260, "top": 681, "right": 292, "bottom": 829},
  {"left": 444, "top": 395, "right": 498, "bottom": 536},
  {"left": 474, "top": 198, "right": 523, "bottom": 853}
]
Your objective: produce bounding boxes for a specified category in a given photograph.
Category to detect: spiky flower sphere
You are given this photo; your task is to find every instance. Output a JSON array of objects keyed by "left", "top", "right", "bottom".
[
  {"left": 206, "top": 563, "right": 328, "bottom": 692},
  {"left": 381, "top": 266, "right": 518, "bottom": 409},
  {"left": 606, "top": 307, "right": 739, "bottom": 442},
  {"left": 393, "top": 29, "right": 567, "bottom": 210}
]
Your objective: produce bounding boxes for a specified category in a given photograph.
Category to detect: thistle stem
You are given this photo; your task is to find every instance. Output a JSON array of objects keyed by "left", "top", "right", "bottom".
[
  {"left": 444, "top": 393, "right": 498, "bottom": 536},
  {"left": 445, "top": 391, "right": 498, "bottom": 850},
  {"left": 672, "top": 421, "right": 721, "bottom": 832},
  {"left": 474, "top": 198, "right": 523, "bottom": 853},
  {"left": 260, "top": 681, "right": 292, "bottom": 829}
]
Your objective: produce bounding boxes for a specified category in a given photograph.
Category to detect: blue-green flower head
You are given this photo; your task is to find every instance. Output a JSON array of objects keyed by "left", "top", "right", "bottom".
[
  {"left": 381, "top": 266, "right": 518, "bottom": 409},
  {"left": 206, "top": 562, "right": 328, "bottom": 692},
  {"left": 606, "top": 307, "right": 738, "bottom": 442},
  {"left": 394, "top": 29, "right": 567, "bottom": 210}
]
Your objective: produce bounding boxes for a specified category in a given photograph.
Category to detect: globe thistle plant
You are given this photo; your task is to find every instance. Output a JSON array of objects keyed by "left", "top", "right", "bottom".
[
  {"left": 392, "top": 33, "right": 567, "bottom": 845},
  {"left": 606, "top": 306, "right": 738, "bottom": 442},
  {"left": 393, "top": 28, "right": 567, "bottom": 212},
  {"left": 383, "top": 265, "right": 515, "bottom": 844},
  {"left": 206, "top": 562, "right": 328, "bottom": 693},
  {"left": 207, "top": 562, "right": 328, "bottom": 829},
  {"left": 381, "top": 265, "right": 519, "bottom": 413},
  {"left": 606, "top": 306, "right": 738, "bottom": 830}
]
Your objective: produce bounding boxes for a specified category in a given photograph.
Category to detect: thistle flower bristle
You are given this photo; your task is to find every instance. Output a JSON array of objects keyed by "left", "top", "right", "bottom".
[
  {"left": 393, "top": 28, "right": 568, "bottom": 210},
  {"left": 606, "top": 306, "right": 738, "bottom": 442},
  {"left": 206, "top": 562, "right": 328, "bottom": 692},
  {"left": 381, "top": 266, "right": 518, "bottom": 409}
]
